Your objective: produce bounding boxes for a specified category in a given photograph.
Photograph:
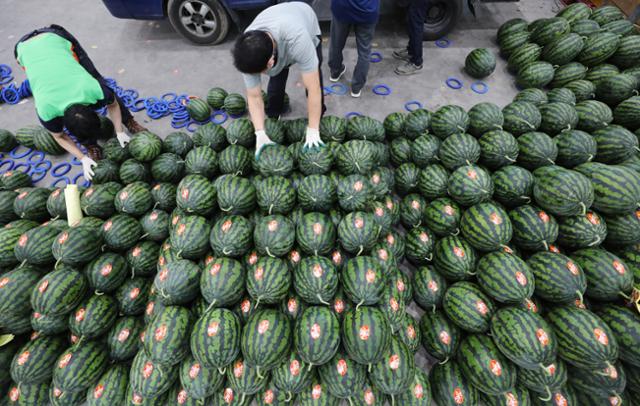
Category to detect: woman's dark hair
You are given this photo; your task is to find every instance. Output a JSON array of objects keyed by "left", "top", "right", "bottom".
[
  {"left": 232, "top": 30, "right": 273, "bottom": 74},
  {"left": 63, "top": 104, "right": 101, "bottom": 141}
]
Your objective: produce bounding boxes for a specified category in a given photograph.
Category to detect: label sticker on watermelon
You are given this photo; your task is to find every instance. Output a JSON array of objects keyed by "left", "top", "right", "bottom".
[
  {"left": 52, "top": 189, "right": 61, "bottom": 197},
  {"left": 549, "top": 245, "right": 560, "bottom": 253},
  {"left": 57, "top": 232, "right": 69, "bottom": 244},
  {"left": 268, "top": 220, "right": 279, "bottom": 232},
  {"left": 419, "top": 232, "right": 429, "bottom": 243},
  {"left": 181, "top": 188, "right": 189, "bottom": 200},
  {"left": 248, "top": 252, "right": 258, "bottom": 265},
  {"left": 312, "top": 385, "right": 322, "bottom": 399},
  {"left": 224, "top": 388, "right": 234, "bottom": 403},
  {"left": 71, "top": 335, "right": 79, "bottom": 344},
  {"left": 554, "top": 393, "right": 567, "bottom": 406},
  {"left": 439, "top": 330, "right": 451, "bottom": 345},
  {"left": 428, "top": 280, "right": 439, "bottom": 292},
  {"left": 375, "top": 207, "right": 384, "bottom": 217},
  {"left": 354, "top": 217, "right": 364, "bottom": 229},
  {"left": 149, "top": 211, "right": 158, "bottom": 221},
  {"left": 411, "top": 383, "right": 423, "bottom": 399},
  {"left": 233, "top": 360, "right": 244, "bottom": 378},
  {"left": 254, "top": 266, "right": 264, "bottom": 281},
  {"left": 177, "top": 223, "right": 186, "bottom": 235},
  {"left": 118, "top": 328, "right": 130, "bottom": 342},
  {"left": 386, "top": 200, "right": 394, "bottom": 210},
  {"left": 336, "top": 359, "right": 348, "bottom": 376},
  {"left": 17, "top": 191, "right": 27, "bottom": 199},
  {"left": 586, "top": 212, "right": 600, "bottom": 225},
  {"left": 489, "top": 212, "right": 502, "bottom": 225},
  {"left": 189, "top": 363, "right": 200, "bottom": 379},
  {"left": 366, "top": 269, "right": 376, "bottom": 283},
  {"left": 75, "top": 308, "right": 85, "bottom": 322},
  {"left": 155, "top": 324, "right": 167, "bottom": 341},
  {"left": 210, "top": 263, "right": 221, "bottom": 276},
  {"left": 536, "top": 328, "right": 550, "bottom": 346},
  {"left": 332, "top": 250, "right": 342, "bottom": 265},
  {"left": 515, "top": 272, "right": 528, "bottom": 286},
  {"left": 58, "top": 353, "right": 72, "bottom": 369},
  {"left": 172, "top": 215, "right": 180, "bottom": 226},
  {"left": 411, "top": 200, "right": 421, "bottom": 210},
  {"left": 610, "top": 395, "right": 620, "bottom": 405},
  {"left": 538, "top": 211, "right": 549, "bottom": 223},
  {"left": 389, "top": 354, "right": 400, "bottom": 370},
  {"left": 453, "top": 246, "right": 465, "bottom": 258},
  {"left": 407, "top": 324, "right": 416, "bottom": 339},
  {"left": 524, "top": 299, "right": 538, "bottom": 313},
  {"left": 396, "top": 278, "right": 405, "bottom": 292},
  {"left": 205, "top": 255, "right": 214, "bottom": 266},
  {"left": 506, "top": 392, "right": 518, "bottom": 406},
  {"left": 364, "top": 388, "right": 375, "bottom": 404},
  {"left": 258, "top": 320, "right": 270, "bottom": 334},
  {"left": 372, "top": 173, "right": 381, "bottom": 184},
  {"left": 85, "top": 187, "right": 94, "bottom": 197},
  {"left": 287, "top": 298, "right": 298, "bottom": 314},
  {"left": 377, "top": 248, "right": 389, "bottom": 261},
  {"left": 207, "top": 322, "right": 220, "bottom": 337},
  {"left": 453, "top": 387, "right": 465, "bottom": 404},
  {"left": 132, "top": 246, "right": 141, "bottom": 257},
  {"left": 158, "top": 268, "right": 169, "bottom": 281},
  {"left": 9, "top": 387, "right": 19, "bottom": 402},
  {"left": 241, "top": 299, "right": 251, "bottom": 314},
  {"left": 612, "top": 260, "right": 625, "bottom": 275},
  {"left": 389, "top": 297, "right": 399, "bottom": 312},
  {"left": 100, "top": 263, "right": 113, "bottom": 276},
  {"left": 605, "top": 365, "right": 618, "bottom": 379},
  {"left": 132, "top": 393, "right": 143, "bottom": 405},
  {"left": 93, "top": 384, "right": 104, "bottom": 399},
  {"left": 566, "top": 261, "right": 579, "bottom": 276},
  {"left": 290, "top": 250, "right": 301, "bottom": 264},
  {"left": 312, "top": 222, "right": 323, "bottom": 235},
  {"left": 594, "top": 328, "right": 609, "bottom": 346},
  {"left": 52, "top": 387, "right": 63, "bottom": 398},
  {"left": 263, "top": 390, "right": 275, "bottom": 404},
  {"left": 444, "top": 205, "right": 455, "bottom": 215},
  {"left": 290, "top": 359, "right": 301, "bottom": 376},
  {"left": 386, "top": 233, "right": 395, "bottom": 245},
  {"left": 489, "top": 359, "right": 502, "bottom": 376},
  {"left": 0, "top": 277, "right": 9, "bottom": 289},
  {"left": 17, "top": 351, "right": 30, "bottom": 365},
  {"left": 334, "top": 298, "right": 345, "bottom": 314},
  {"left": 547, "top": 363, "right": 556, "bottom": 376},
  {"left": 312, "top": 264, "right": 323, "bottom": 278},
  {"left": 310, "top": 323, "right": 322, "bottom": 340},
  {"left": 177, "top": 389, "right": 189, "bottom": 404},
  {"left": 354, "top": 180, "right": 364, "bottom": 191},
  {"left": 475, "top": 300, "right": 489, "bottom": 315},
  {"left": 103, "top": 221, "right": 113, "bottom": 231},
  {"left": 359, "top": 325, "right": 370, "bottom": 341},
  {"left": 119, "top": 190, "right": 129, "bottom": 201},
  {"left": 18, "top": 234, "right": 27, "bottom": 247},
  {"left": 130, "top": 287, "right": 140, "bottom": 299},
  {"left": 142, "top": 361, "right": 154, "bottom": 379}
]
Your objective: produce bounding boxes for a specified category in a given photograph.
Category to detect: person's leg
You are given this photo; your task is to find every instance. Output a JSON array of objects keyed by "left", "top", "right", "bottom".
[
  {"left": 266, "top": 68, "right": 290, "bottom": 119},
  {"left": 351, "top": 23, "right": 376, "bottom": 94},
  {"left": 407, "top": 0, "right": 428, "bottom": 66},
  {"left": 328, "top": 17, "right": 349, "bottom": 80}
]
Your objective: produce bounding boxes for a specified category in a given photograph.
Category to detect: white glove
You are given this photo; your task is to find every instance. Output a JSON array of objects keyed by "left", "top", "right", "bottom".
[
  {"left": 303, "top": 127, "right": 324, "bottom": 150},
  {"left": 116, "top": 132, "right": 131, "bottom": 148},
  {"left": 255, "top": 130, "right": 276, "bottom": 159},
  {"left": 81, "top": 156, "right": 97, "bottom": 181}
]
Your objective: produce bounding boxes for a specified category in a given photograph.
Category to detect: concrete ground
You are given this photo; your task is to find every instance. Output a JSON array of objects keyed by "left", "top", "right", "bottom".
[{"left": 0, "top": 0, "right": 557, "bottom": 134}]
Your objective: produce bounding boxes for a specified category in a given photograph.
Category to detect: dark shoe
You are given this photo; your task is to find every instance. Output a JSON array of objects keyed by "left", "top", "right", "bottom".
[
  {"left": 395, "top": 61, "right": 423, "bottom": 76},
  {"left": 86, "top": 144, "right": 102, "bottom": 161},
  {"left": 392, "top": 48, "right": 411, "bottom": 62},
  {"left": 330, "top": 65, "right": 347, "bottom": 82},
  {"left": 125, "top": 118, "right": 147, "bottom": 134}
]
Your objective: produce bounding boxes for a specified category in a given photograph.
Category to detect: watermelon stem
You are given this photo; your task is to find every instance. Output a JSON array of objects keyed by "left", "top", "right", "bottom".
[
  {"left": 452, "top": 228, "right": 460, "bottom": 236},
  {"left": 588, "top": 236, "right": 600, "bottom": 247},
  {"left": 308, "top": 363, "right": 313, "bottom": 372},
  {"left": 543, "top": 241, "right": 549, "bottom": 251},
  {"left": 269, "top": 204, "right": 274, "bottom": 215},
  {"left": 596, "top": 362, "right": 615, "bottom": 376},
  {"left": 539, "top": 386, "right": 552, "bottom": 402},
  {"left": 347, "top": 396, "right": 354, "bottom": 406},
  {"left": 579, "top": 202, "right": 587, "bottom": 216},
  {"left": 241, "top": 393, "right": 246, "bottom": 404},
  {"left": 254, "top": 297, "right": 261, "bottom": 310},
  {"left": 19, "top": 259, "right": 27, "bottom": 268},
  {"left": 355, "top": 300, "right": 364, "bottom": 312},
  {"left": 218, "top": 367, "right": 226, "bottom": 375},
  {"left": 390, "top": 394, "right": 395, "bottom": 406},
  {"left": 95, "top": 290, "right": 104, "bottom": 296},
  {"left": 618, "top": 291, "right": 631, "bottom": 300},
  {"left": 140, "top": 233, "right": 149, "bottom": 240},
  {"left": 206, "top": 300, "right": 217, "bottom": 313},
  {"left": 74, "top": 335, "right": 84, "bottom": 349},
  {"left": 431, "top": 305, "right": 436, "bottom": 314},
  {"left": 54, "top": 258, "right": 61, "bottom": 270},
  {"left": 285, "top": 392, "right": 292, "bottom": 402},
  {"left": 317, "top": 294, "right": 330, "bottom": 306},
  {"left": 266, "top": 247, "right": 275, "bottom": 258},
  {"left": 576, "top": 290, "right": 584, "bottom": 306},
  {"left": 356, "top": 246, "right": 364, "bottom": 257},
  {"left": 438, "top": 357, "right": 449, "bottom": 365},
  {"left": 368, "top": 363, "right": 372, "bottom": 373}
]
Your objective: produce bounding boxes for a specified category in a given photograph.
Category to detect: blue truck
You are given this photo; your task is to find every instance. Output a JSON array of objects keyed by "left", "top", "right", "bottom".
[{"left": 101, "top": 0, "right": 514, "bottom": 45}]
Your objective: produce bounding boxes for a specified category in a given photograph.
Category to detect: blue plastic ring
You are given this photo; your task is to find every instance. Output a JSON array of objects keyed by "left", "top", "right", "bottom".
[
  {"left": 33, "top": 160, "right": 52, "bottom": 172},
  {"left": 211, "top": 110, "right": 228, "bottom": 125},
  {"left": 404, "top": 101, "right": 423, "bottom": 112},
  {"left": 171, "top": 120, "right": 189, "bottom": 129},
  {"left": 29, "top": 169, "right": 47, "bottom": 183},
  {"left": 370, "top": 52, "right": 383, "bottom": 63},
  {"left": 162, "top": 93, "right": 178, "bottom": 102},
  {"left": 71, "top": 157, "right": 82, "bottom": 166},
  {"left": 329, "top": 83, "right": 348, "bottom": 96},
  {"left": 0, "top": 160, "right": 15, "bottom": 173},
  {"left": 27, "top": 151, "right": 45, "bottom": 164},
  {"left": 13, "top": 163, "right": 31, "bottom": 173},
  {"left": 186, "top": 122, "right": 201, "bottom": 132},
  {"left": 173, "top": 111, "right": 190, "bottom": 120},
  {"left": 446, "top": 77, "right": 463, "bottom": 90},
  {"left": 2, "top": 87, "right": 20, "bottom": 104},
  {"left": 229, "top": 113, "right": 245, "bottom": 119},
  {"left": 345, "top": 112, "right": 363, "bottom": 119},
  {"left": 73, "top": 172, "right": 91, "bottom": 187},
  {"left": 0, "top": 64, "right": 11, "bottom": 76},
  {"left": 51, "top": 177, "right": 70, "bottom": 188},
  {"left": 9, "top": 146, "right": 32, "bottom": 159},
  {"left": 0, "top": 76, "right": 13, "bottom": 85},
  {"left": 471, "top": 81, "right": 489, "bottom": 94},
  {"left": 133, "top": 99, "right": 147, "bottom": 110},
  {"left": 52, "top": 162, "right": 72, "bottom": 177},
  {"left": 435, "top": 38, "right": 451, "bottom": 48},
  {"left": 372, "top": 84, "right": 392, "bottom": 96}
]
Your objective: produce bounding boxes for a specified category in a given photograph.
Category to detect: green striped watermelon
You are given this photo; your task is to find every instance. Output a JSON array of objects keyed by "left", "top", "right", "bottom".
[
  {"left": 30, "top": 267, "right": 88, "bottom": 316},
  {"left": 510, "top": 205, "right": 558, "bottom": 251},
  {"left": 154, "top": 258, "right": 201, "bottom": 305},
  {"left": 532, "top": 165, "right": 594, "bottom": 217},
  {"left": 342, "top": 306, "right": 390, "bottom": 367},
  {"left": 514, "top": 88, "right": 548, "bottom": 106},
  {"left": 527, "top": 251, "right": 586, "bottom": 304},
  {"left": 577, "top": 32, "right": 621, "bottom": 67},
  {"left": 419, "top": 309, "right": 460, "bottom": 362},
  {"left": 460, "top": 202, "right": 512, "bottom": 252},
  {"left": 465, "top": 48, "right": 496, "bottom": 78},
  {"left": 429, "top": 360, "right": 479, "bottom": 406},
  {"left": 185, "top": 146, "right": 218, "bottom": 179},
  {"left": 595, "top": 305, "right": 640, "bottom": 367},
  {"left": 69, "top": 294, "right": 118, "bottom": 340},
  {"left": 443, "top": 281, "right": 496, "bottom": 333},
  {"left": 492, "top": 165, "right": 534, "bottom": 208},
  {"left": 142, "top": 305, "right": 190, "bottom": 366},
  {"left": 247, "top": 256, "right": 290, "bottom": 305},
  {"left": 190, "top": 307, "right": 241, "bottom": 369},
  {"left": 574, "top": 162, "right": 640, "bottom": 215},
  {"left": 468, "top": 102, "right": 504, "bottom": 136},
  {"left": 106, "top": 316, "right": 143, "bottom": 362},
  {"left": 476, "top": 251, "right": 534, "bottom": 303},
  {"left": 571, "top": 248, "right": 634, "bottom": 301},
  {"left": 557, "top": 211, "right": 607, "bottom": 249},
  {"left": 412, "top": 265, "right": 447, "bottom": 312},
  {"left": 52, "top": 340, "right": 109, "bottom": 393},
  {"left": 508, "top": 43, "right": 543, "bottom": 74},
  {"left": 458, "top": 334, "right": 517, "bottom": 395},
  {"left": 550, "top": 63, "right": 588, "bottom": 89},
  {"left": 431, "top": 105, "right": 469, "bottom": 140},
  {"left": 503, "top": 102, "right": 542, "bottom": 136},
  {"left": 241, "top": 308, "right": 291, "bottom": 376}
]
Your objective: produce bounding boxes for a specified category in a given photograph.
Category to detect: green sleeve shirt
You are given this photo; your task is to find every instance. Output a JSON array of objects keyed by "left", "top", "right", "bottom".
[{"left": 16, "top": 33, "right": 105, "bottom": 123}]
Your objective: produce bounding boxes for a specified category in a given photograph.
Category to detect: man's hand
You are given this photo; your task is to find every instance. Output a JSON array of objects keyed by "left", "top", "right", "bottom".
[
  {"left": 81, "top": 156, "right": 97, "bottom": 181},
  {"left": 255, "top": 130, "right": 276, "bottom": 159},
  {"left": 303, "top": 127, "right": 324, "bottom": 150},
  {"left": 116, "top": 132, "right": 130, "bottom": 148}
]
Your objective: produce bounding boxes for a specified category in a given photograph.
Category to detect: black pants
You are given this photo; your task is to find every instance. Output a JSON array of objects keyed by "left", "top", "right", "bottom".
[
  {"left": 15, "top": 25, "right": 133, "bottom": 128},
  {"left": 406, "top": 0, "right": 429, "bottom": 66},
  {"left": 265, "top": 36, "right": 326, "bottom": 118}
]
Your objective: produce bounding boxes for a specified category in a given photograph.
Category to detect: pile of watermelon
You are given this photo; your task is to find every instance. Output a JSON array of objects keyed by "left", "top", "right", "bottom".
[{"left": 0, "top": 2, "right": 640, "bottom": 405}]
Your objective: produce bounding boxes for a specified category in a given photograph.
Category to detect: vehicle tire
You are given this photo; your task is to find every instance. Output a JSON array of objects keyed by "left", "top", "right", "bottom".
[
  {"left": 168, "top": 0, "right": 230, "bottom": 45},
  {"left": 422, "top": 0, "right": 463, "bottom": 41}
]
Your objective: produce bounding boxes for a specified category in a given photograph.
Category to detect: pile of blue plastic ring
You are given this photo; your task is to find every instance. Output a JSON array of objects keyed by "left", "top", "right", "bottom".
[
  {"left": 102, "top": 78, "right": 228, "bottom": 132},
  {"left": 0, "top": 64, "right": 32, "bottom": 105}
]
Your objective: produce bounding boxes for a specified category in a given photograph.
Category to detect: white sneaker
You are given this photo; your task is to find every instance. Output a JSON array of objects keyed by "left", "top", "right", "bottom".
[
  {"left": 330, "top": 65, "right": 347, "bottom": 82},
  {"left": 351, "top": 90, "right": 362, "bottom": 98}
]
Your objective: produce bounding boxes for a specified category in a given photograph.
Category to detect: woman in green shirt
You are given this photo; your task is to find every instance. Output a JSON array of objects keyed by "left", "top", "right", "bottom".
[{"left": 14, "top": 25, "right": 146, "bottom": 180}]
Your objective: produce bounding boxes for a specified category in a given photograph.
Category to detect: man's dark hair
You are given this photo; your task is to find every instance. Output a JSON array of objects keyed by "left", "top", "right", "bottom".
[
  {"left": 232, "top": 30, "right": 273, "bottom": 74},
  {"left": 63, "top": 104, "right": 101, "bottom": 141}
]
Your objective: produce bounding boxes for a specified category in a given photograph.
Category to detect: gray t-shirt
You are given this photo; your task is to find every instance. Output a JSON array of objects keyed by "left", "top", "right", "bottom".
[{"left": 243, "top": 2, "right": 321, "bottom": 89}]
